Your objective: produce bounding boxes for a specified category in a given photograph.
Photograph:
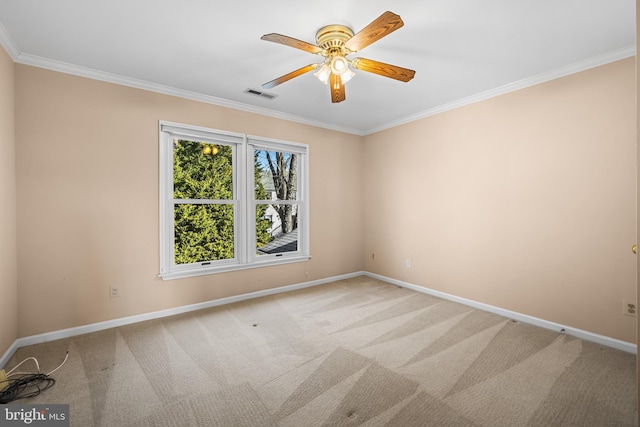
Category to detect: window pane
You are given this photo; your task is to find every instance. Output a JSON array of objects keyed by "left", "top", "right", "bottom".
[
  {"left": 254, "top": 149, "right": 298, "bottom": 201},
  {"left": 174, "top": 204, "right": 234, "bottom": 264},
  {"left": 256, "top": 204, "right": 298, "bottom": 255},
  {"left": 161, "top": 123, "right": 310, "bottom": 279},
  {"left": 174, "top": 139, "right": 233, "bottom": 200}
]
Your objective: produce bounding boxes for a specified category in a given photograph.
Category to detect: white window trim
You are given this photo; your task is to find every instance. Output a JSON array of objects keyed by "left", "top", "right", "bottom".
[{"left": 158, "top": 121, "right": 310, "bottom": 280}]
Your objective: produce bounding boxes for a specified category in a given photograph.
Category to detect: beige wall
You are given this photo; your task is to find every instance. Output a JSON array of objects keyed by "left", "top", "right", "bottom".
[
  {"left": 4, "top": 52, "right": 636, "bottom": 350},
  {"left": 14, "top": 65, "right": 364, "bottom": 337},
  {"left": 364, "top": 57, "right": 637, "bottom": 343},
  {"left": 0, "top": 47, "right": 18, "bottom": 356},
  {"left": 0, "top": 46, "right": 17, "bottom": 355}
]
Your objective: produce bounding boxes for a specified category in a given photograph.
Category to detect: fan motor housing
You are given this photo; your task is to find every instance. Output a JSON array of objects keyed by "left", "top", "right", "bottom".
[{"left": 315, "top": 25, "right": 354, "bottom": 51}]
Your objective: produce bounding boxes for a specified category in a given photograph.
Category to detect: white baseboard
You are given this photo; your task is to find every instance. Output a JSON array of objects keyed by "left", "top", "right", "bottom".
[
  {"left": 2, "top": 269, "right": 635, "bottom": 367},
  {"left": 0, "top": 271, "right": 363, "bottom": 368},
  {"left": 0, "top": 340, "right": 19, "bottom": 371},
  {"left": 364, "top": 272, "right": 637, "bottom": 354}
]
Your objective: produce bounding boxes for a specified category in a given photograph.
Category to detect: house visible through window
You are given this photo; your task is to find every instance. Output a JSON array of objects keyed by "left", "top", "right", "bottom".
[
  {"left": 254, "top": 148, "right": 299, "bottom": 255},
  {"left": 159, "top": 121, "right": 309, "bottom": 280}
]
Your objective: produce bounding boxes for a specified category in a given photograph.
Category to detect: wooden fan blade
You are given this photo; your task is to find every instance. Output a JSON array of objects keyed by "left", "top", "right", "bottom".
[
  {"left": 330, "top": 73, "right": 346, "bottom": 103},
  {"left": 352, "top": 57, "right": 415, "bottom": 82},
  {"left": 262, "top": 64, "right": 319, "bottom": 89},
  {"left": 261, "top": 33, "right": 323, "bottom": 54},
  {"left": 344, "top": 11, "right": 404, "bottom": 53}
]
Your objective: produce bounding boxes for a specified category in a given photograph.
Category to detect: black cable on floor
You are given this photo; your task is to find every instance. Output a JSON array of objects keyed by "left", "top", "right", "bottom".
[
  {"left": 0, "top": 373, "right": 56, "bottom": 404},
  {"left": 0, "top": 350, "right": 68, "bottom": 404}
]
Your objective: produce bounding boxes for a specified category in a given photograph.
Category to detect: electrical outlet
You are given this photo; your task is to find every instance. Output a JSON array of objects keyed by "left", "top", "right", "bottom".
[
  {"left": 371, "top": 253, "right": 375, "bottom": 260},
  {"left": 623, "top": 300, "right": 636, "bottom": 317},
  {"left": 110, "top": 285, "right": 121, "bottom": 298},
  {"left": 405, "top": 259, "right": 411, "bottom": 268}
]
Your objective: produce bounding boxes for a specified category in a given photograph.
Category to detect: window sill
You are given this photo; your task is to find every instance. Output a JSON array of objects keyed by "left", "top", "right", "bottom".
[{"left": 158, "top": 255, "right": 311, "bottom": 280}]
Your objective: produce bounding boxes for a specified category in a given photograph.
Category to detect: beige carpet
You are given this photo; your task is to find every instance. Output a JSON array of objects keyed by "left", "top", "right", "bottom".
[{"left": 3, "top": 276, "right": 637, "bottom": 426}]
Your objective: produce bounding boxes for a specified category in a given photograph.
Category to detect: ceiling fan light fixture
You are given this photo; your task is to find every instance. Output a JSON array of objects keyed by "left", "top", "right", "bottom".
[
  {"left": 314, "top": 63, "right": 331, "bottom": 84},
  {"left": 340, "top": 68, "right": 355, "bottom": 84},
  {"left": 315, "top": 59, "right": 355, "bottom": 86},
  {"left": 330, "top": 56, "right": 348, "bottom": 75}
]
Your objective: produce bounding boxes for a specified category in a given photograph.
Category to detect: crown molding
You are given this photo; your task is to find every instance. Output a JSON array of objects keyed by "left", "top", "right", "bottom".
[
  {"left": 13, "top": 52, "right": 364, "bottom": 136},
  {"left": 0, "top": 20, "right": 19, "bottom": 60},
  {"left": 1, "top": 26, "right": 634, "bottom": 138},
  {"left": 365, "top": 44, "right": 637, "bottom": 135}
]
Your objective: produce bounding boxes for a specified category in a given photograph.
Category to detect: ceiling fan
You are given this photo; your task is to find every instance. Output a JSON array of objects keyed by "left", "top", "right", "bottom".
[{"left": 260, "top": 11, "right": 416, "bottom": 103}]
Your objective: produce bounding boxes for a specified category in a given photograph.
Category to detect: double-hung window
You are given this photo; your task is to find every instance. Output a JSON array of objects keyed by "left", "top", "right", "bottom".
[{"left": 159, "top": 121, "right": 309, "bottom": 280}]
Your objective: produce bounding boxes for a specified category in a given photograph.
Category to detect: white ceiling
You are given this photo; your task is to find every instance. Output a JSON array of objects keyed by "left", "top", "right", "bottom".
[{"left": 0, "top": 0, "right": 635, "bottom": 135}]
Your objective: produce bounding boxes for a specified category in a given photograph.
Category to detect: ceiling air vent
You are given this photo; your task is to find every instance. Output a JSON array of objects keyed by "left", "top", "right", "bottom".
[{"left": 244, "top": 88, "right": 277, "bottom": 100}]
